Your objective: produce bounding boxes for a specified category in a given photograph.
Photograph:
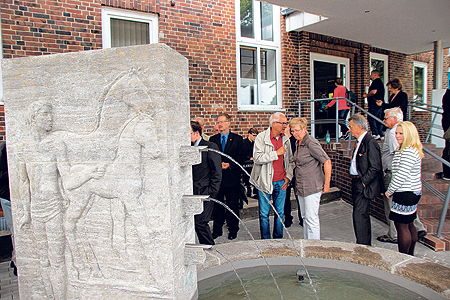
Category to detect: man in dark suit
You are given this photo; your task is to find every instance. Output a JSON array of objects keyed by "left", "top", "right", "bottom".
[
  {"left": 209, "top": 113, "right": 245, "bottom": 240},
  {"left": 190, "top": 121, "right": 222, "bottom": 245},
  {"left": 348, "top": 114, "right": 382, "bottom": 245}
]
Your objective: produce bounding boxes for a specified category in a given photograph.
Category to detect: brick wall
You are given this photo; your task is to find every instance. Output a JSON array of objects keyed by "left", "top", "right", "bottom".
[
  {"left": 1, "top": 1, "right": 450, "bottom": 140},
  {"left": 1, "top": 0, "right": 103, "bottom": 57}
]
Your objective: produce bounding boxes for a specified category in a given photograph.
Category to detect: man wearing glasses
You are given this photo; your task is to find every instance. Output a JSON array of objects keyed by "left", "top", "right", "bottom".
[
  {"left": 209, "top": 113, "right": 246, "bottom": 240},
  {"left": 251, "top": 112, "right": 293, "bottom": 239}
]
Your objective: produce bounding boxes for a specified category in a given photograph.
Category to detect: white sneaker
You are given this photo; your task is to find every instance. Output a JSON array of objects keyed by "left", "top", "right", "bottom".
[
  {"left": 443, "top": 176, "right": 450, "bottom": 180},
  {"left": 372, "top": 135, "right": 380, "bottom": 140},
  {"left": 380, "top": 136, "right": 385, "bottom": 141}
]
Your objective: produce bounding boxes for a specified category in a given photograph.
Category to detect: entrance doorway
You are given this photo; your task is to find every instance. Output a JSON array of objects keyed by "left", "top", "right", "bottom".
[{"left": 310, "top": 54, "right": 349, "bottom": 138}]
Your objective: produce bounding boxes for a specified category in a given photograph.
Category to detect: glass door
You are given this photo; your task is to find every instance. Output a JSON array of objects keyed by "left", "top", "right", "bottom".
[{"left": 310, "top": 54, "right": 349, "bottom": 138}]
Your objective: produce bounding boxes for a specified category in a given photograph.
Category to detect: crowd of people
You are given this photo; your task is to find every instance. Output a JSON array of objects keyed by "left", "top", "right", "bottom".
[{"left": 190, "top": 75, "right": 450, "bottom": 257}]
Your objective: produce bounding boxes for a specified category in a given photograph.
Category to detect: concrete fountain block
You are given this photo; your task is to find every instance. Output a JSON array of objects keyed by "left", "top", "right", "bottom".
[{"left": 2, "top": 44, "right": 198, "bottom": 300}]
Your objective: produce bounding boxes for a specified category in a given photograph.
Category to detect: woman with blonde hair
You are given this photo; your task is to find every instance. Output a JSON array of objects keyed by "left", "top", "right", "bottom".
[
  {"left": 385, "top": 121, "right": 423, "bottom": 255},
  {"left": 289, "top": 117, "right": 332, "bottom": 239}
]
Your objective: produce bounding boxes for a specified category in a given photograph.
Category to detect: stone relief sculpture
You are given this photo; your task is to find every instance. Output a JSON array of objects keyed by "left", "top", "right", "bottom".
[
  {"left": 3, "top": 44, "right": 194, "bottom": 299},
  {"left": 18, "top": 70, "right": 164, "bottom": 297},
  {"left": 18, "top": 100, "right": 106, "bottom": 300}
]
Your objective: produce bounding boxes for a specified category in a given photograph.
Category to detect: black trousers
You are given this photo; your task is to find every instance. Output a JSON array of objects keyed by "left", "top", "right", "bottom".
[
  {"left": 213, "top": 185, "right": 240, "bottom": 235},
  {"left": 195, "top": 201, "right": 215, "bottom": 245},
  {"left": 351, "top": 178, "right": 372, "bottom": 246},
  {"left": 443, "top": 139, "right": 450, "bottom": 177}
]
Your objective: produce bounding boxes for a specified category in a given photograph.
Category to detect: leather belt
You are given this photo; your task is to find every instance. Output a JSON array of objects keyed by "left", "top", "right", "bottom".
[{"left": 350, "top": 174, "right": 360, "bottom": 178}]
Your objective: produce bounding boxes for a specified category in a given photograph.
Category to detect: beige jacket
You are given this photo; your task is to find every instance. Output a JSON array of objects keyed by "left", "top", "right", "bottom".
[{"left": 251, "top": 128, "right": 294, "bottom": 194}]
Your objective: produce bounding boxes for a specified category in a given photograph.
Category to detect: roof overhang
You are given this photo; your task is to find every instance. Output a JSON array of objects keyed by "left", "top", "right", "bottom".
[{"left": 266, "top": 0, "right": 450, "bottom": 55}]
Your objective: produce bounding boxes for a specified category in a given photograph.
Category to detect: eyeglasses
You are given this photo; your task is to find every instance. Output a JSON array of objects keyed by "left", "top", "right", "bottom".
[
  {"left": 383, "top": 116, "right": 394, "bottom": 120},
  {"left": 291, "top": 129, "right": 303, "bottom": 133},
  {"left": 217, "top": 120, "right": 229, "bottom": 124},
  {"left": 275, "top": 121, "right": 288, "bottom": 126}
]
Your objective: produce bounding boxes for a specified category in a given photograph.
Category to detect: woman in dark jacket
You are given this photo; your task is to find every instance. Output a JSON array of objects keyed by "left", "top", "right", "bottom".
[{"left": 376, "top": 78, "right": 408, "bottom": 119}]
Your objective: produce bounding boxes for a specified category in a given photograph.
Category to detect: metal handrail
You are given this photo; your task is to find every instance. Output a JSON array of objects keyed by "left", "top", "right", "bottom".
[{"left": 297, "top": 97, "right": 450, "bottom": 239}]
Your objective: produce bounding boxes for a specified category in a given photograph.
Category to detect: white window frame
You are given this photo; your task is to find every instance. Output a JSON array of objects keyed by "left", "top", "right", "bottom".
[
  {"left": 369, "top": 52, "right": 389, "bottom": 102},
  {"left": 413, "top": 61, "right": 428, "bottom": 111},
  {"left": 236, "top": 1, "right": 282, "bottom": 112},
  {"left": 101, "top": 7, "right": 158, "bottom": 49}
]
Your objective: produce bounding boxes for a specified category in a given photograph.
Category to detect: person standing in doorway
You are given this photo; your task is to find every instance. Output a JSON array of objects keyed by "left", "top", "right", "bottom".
[
  {"left": 325, "top": 78, "right": 350, "bottom": 139},
  {"left": 363, "top": 70, "right": 385, "bottom": 140}
]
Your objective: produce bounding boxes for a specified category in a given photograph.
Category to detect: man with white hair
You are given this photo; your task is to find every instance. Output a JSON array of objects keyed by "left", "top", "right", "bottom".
[
  {"left": 348, "top": 113, "right": 382, "bottom": 245},
  {"left": 377, "top": 107, "right": 427, "bottom": 243},
  {"left": 251, "top": 112, "right": 293, "bottom": 239}
]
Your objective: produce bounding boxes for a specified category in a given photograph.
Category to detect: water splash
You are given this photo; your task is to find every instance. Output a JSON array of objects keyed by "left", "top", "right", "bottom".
[
  {"left": 209, "top": 247, "right": 252, "bottom": 300},
  {"left": 203, "top": 147, "right": 319, "bottom": 299},
  {"left": 209, "top": 198, "right": 284, "bottom": 300}
]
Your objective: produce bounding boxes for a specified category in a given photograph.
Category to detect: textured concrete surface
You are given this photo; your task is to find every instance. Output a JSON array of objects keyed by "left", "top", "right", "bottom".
[{"left": 2, "top": 43, "right": 197, "bottom": 299}]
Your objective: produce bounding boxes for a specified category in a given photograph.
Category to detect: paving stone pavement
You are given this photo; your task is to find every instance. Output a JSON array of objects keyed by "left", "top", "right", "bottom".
[
  {"left": 1, "top": 200, "right": 449, "bottom": 299},
  {"left": 213, "top": 200, "right": 450, "bottom": 267}
]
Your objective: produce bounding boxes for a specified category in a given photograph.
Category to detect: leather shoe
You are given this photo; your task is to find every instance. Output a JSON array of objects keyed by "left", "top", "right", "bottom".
[
  {"left": 212, "top": 232, "right": 222, "bottom": 239},
  {"left": 228, "top": 232, "right": 237, "bottom": 240}
]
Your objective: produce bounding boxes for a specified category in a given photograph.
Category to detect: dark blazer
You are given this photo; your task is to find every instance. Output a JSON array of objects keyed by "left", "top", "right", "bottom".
[
  {"left": 355, "top": 133, "right": 383, "bottom": 199},
  {"left": 383, "top": 90, "right": 408, "bottom": 119},
  {"left": 192, "top": 139, "right": 222, "bottom": 199},
  {"left": 210, "top": 132, "right": 245, "bottom": 187},
  {"left": 442, "top": 89, "right": 450, "bottom": 132}
]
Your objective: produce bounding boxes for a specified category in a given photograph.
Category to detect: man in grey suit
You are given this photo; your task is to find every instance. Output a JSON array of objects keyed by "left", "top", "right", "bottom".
[{"left": 348, "top": 114, "right": 383, "bottom": 245}]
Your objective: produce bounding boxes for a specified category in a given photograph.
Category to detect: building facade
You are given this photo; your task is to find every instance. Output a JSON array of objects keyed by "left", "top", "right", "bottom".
[{"left": 1, "top": 0, "right": 450, "bottom": 223}]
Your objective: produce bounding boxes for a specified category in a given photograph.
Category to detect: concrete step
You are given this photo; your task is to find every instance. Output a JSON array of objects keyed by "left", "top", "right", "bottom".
[
  {"left": 421, "top": 216, "right": 450, "bottom": 235},
  {"left": 421, "top": 179, "right": 449, "bottom": 193},
  {"left": 418, "top": 203, "right": 450, "bottom": 218},
  {"left": 422, "top": 233, "right": 450, "bottom": 252},
  {"left": 419, "top": 191, "right": 445, "bottom": 204},
  {"left": 239, "top": 187, "right": 341, "bottom": 220}
]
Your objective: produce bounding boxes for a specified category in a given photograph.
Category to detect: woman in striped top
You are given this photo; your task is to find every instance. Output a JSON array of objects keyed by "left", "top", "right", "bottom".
[{"left": 385, "top": 121, "right": 424, "bottom": 255}]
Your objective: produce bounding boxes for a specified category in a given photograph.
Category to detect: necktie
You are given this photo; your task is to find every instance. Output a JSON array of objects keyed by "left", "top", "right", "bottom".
[{"left": 221, "top": 135, "right": 226, "bottom": 152}]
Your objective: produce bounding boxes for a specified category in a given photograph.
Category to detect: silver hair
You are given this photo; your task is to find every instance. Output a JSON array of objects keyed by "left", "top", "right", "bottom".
[
  {"left": 269, "top": 112, "right": 286, "bottom": 127},
  {"left": 349, "top": 114, "right": 368, "bottom": 131},
  {"left": 384, "top": 107, "right": 403, "bottom": 123}
]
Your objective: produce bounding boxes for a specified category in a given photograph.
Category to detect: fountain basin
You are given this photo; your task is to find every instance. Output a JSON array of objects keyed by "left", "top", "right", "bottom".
[{"left": 198, "top": 240, "right": 450, "bottom": 299}]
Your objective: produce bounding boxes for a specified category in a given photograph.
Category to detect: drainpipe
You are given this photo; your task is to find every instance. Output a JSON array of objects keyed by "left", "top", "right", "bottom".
[{"left": 434, "top": 40, "right": 443, "bottom": 90}]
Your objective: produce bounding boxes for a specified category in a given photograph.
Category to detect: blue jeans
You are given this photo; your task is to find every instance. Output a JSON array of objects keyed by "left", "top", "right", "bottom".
[
  {"left": 368, "top": 107, "right": 384, "bottom": 136},
  {"left": 338, "top": 109, "right": 349, "bottom": 136},
  {"left": 258, "top": 180, "right": 286, "bottom": 239}
]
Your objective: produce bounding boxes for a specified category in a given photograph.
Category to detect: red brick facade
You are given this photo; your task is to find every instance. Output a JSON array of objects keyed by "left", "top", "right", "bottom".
[
  {"left": 1, "top": 0, "right": 449, "bottom": 224},
  {"left": 1, "top": 0, "right": 449, "bottom": 138}
]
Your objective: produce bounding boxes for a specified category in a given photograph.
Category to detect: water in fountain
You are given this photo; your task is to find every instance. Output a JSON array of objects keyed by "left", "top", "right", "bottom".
[
  {"left": 209, "top": 247, "right": 252, "bottom": 299},
  {"left": 201, "top": 148, "right": 319, "bottom": 299},
  {"left": 208, "top": 198, "right": 284, "bottom": 299}
]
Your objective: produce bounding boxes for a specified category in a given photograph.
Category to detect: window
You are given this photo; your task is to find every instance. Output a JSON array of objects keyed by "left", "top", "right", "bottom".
[
  {"left": 236, "top": 0, "right": 281, "bottom": 111},
  {"left": 413, "top": 61, "right": 428, "bottom": 105},
  {"left": 102, "top": 7, "right": 158, "bottom": 49},
  {"left": 370, "top": 53, "right": 388, "bottom": 102}
]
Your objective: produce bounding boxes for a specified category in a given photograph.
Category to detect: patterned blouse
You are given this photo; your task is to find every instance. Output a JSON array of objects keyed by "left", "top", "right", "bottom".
[{"left": 386, "top": 146, "right": 422, "bottom": 196}]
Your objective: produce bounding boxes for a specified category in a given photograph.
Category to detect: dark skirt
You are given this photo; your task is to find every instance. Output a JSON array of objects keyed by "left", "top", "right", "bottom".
[{"left": 389, "top": 191, "right": 421, "bottom": 224}]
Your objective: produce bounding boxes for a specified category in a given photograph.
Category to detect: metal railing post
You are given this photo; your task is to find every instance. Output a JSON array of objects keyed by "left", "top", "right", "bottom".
[
  {"left": 436, "top": 188, "right": 450, "bottom": 238},
  {"left": 335, "top": 100, "right": 339, "bottom": 143}
]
